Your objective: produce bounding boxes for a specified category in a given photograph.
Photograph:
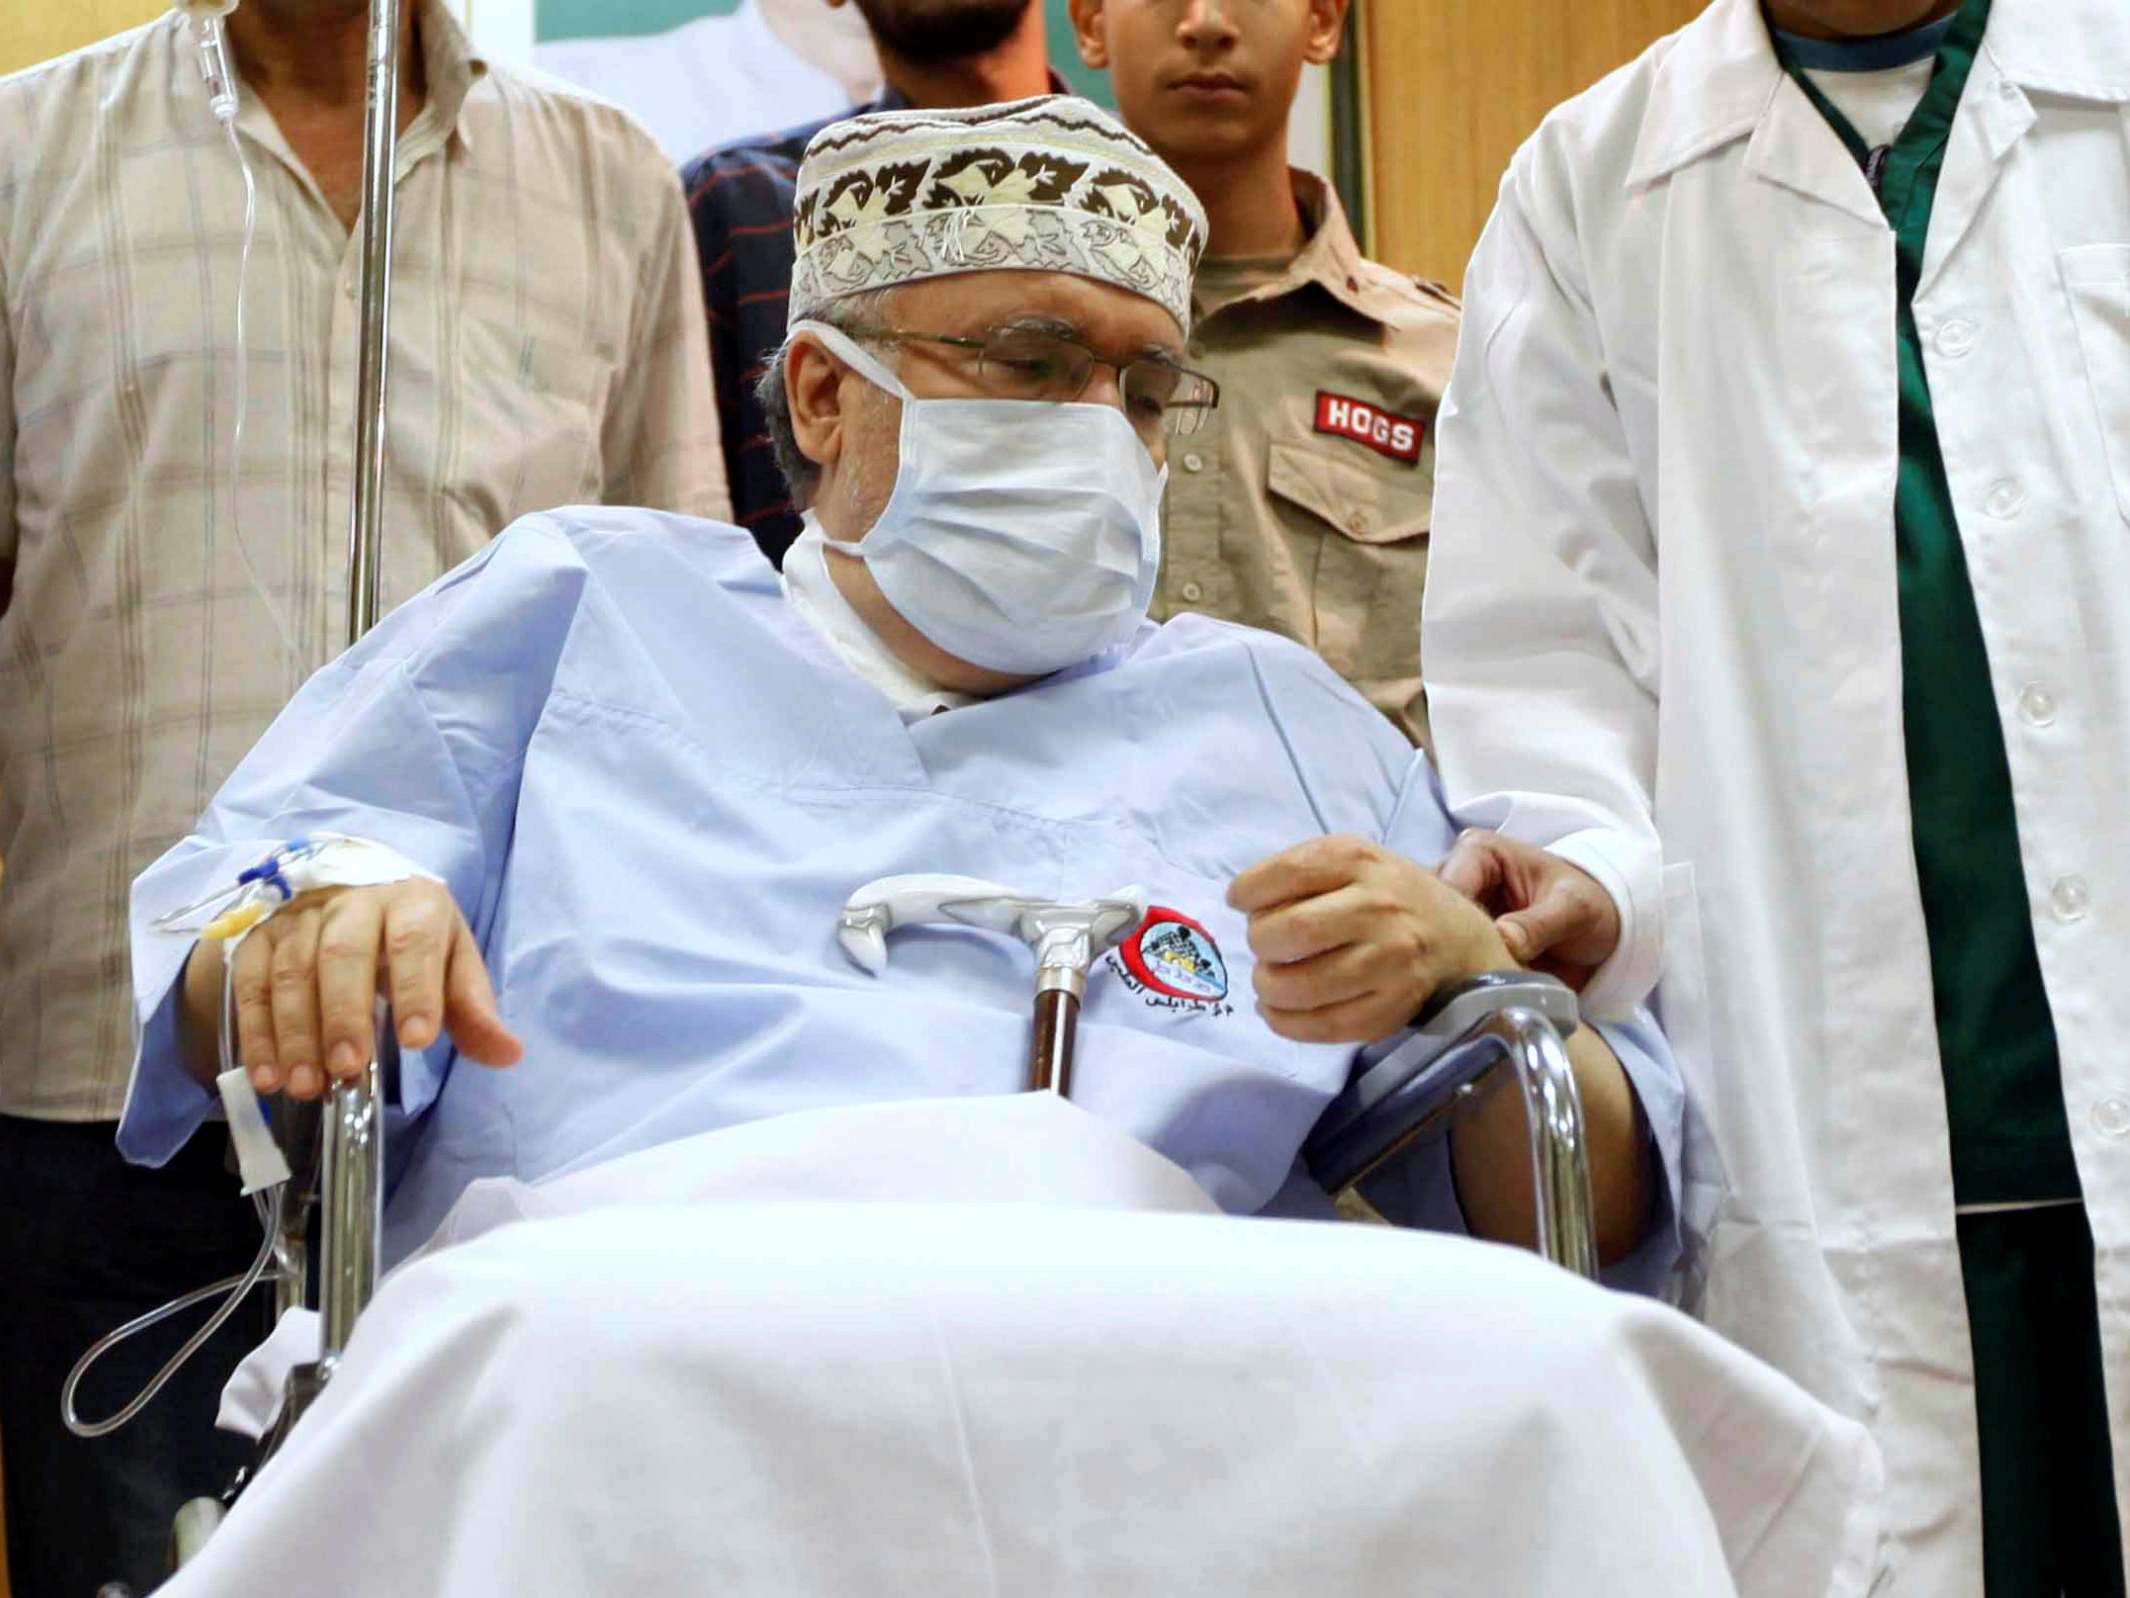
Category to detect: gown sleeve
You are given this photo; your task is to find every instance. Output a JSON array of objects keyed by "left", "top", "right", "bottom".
[{"left": 119, "top": 517, "right": 600, "bottom": 1166}]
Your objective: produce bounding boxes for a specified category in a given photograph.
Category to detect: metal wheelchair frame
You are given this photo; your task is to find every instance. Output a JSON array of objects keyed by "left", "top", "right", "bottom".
[{"left": 1303, "top": 971, "right": 1599, "bottom": 1279}]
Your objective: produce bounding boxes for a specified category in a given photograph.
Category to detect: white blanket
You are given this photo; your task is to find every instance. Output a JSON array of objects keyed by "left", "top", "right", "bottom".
[{"left": 177, "top": 1096, "right": 1880, "bottom": 1596}]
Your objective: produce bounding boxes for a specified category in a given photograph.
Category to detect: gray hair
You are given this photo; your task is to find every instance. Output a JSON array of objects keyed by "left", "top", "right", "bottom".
[{"left": 755, "top": 287, "right": 898, "bottom": 509}]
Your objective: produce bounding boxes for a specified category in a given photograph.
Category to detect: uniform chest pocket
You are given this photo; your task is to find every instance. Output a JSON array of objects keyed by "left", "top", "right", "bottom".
[
  {"left": 1266, "top": 439, "right": 1433, "bottom": 743},
  {"left": 455, "top": 317, "right": 617, "bottom": 521},
  {"left": 2061, "top": 244, "right": 2130, "bottom": 526}
]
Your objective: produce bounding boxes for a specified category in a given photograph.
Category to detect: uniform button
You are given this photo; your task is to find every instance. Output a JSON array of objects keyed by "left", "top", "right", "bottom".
[
  {"left": 1935, "top": 319, "right": 1975, "bottom": 358},
  {"left": 1348, "top": 510, "right": 1372, "bottom": 536},
  {"left": 2018, "top": 683, "right": 2058, "bottom": 727},
  {"left": 1178, "top": 581, "right": 1204, "bottom": 604},
  {"left": 2093, "top": 1098, "right": 2130, "bottom": 1138},
  {"left": 343, "top": 274, "right": 356, "bottom": 300},
  {"left": 1181, "top": 451, "right": 1205, "bottom": 474},
  {"left": 2051, "top": 875, "right": 2090, "bottom": 923},
  {"left": 1984, "top": 479, "right": 2026, "bottom": 519}
]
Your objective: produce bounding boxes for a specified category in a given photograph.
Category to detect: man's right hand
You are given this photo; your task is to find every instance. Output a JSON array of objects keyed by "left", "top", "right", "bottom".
[{"left": 182, "top": 879, "right": 522, "bottom": 1098}]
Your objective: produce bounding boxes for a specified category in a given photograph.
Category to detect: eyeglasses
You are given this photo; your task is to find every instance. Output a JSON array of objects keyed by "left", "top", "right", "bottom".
[{"left": 840, "top": 323, "right": 1221, "bottom": 436}]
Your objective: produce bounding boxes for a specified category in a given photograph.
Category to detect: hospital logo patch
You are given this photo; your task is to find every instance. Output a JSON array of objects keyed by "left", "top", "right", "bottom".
[
  {"left": 1107, "top": 907, "right": 1233, "bottom": 1016},
  {"left": 1314, "top": 391, "right": 1424, "bottom": 465}
]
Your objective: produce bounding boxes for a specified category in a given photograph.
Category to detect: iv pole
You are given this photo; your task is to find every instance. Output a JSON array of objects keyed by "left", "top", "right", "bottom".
[
  {"left": 278, "top": 0, "right": 400, "bottom": 1424},
  {"left": 154, "top": 9, "right": 402, "bottom": 1569}
]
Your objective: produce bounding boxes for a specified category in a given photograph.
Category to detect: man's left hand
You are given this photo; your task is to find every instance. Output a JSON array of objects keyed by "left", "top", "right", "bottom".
[
  {"left": 1437, "top": 829, "right": 1620, "bottom": 990},
  {"left": 1228, "top": 835, "right": 1513, "bottom": 1044}
]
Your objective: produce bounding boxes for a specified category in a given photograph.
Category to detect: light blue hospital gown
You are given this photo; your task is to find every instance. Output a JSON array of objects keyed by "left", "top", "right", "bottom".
[{"left": 121, "top": 512, "right": 1685, "bottom": 1285}]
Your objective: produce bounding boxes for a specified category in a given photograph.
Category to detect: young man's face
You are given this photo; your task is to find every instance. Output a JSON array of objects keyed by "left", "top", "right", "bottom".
[{"left": 1071, "top": 0, "right": 1347, "bottom": 170}]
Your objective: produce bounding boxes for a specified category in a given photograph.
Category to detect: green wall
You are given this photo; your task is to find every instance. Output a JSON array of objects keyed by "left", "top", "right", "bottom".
[
  {"left": 539, "top": 0, "right": 731, "bottom": 34},
  {"left": 535, "top": 0, "right": 1112, "bottom": 105},
  {"left": 1045, "top": 0, "right": 1109, "bottom": 106},
  {"left": 536, "top": 0, "right": 728, "bottom": 33}
]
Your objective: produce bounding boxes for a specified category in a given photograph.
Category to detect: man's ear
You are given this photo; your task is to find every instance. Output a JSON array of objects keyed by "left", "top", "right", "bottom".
[
  {"left": 1067, "top": 0, "right": 1110, "bottom": 69},
  {"left": 786, "top": 335, "right": 849, "bottom": 479},
  {"left": 1304, "top": 0, "right": 1350, "bottom": 66}
]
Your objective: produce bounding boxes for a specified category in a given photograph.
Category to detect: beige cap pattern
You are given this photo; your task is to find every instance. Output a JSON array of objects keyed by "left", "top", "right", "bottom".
[{"left": 789, "top": 95, "right": 1209, "bottom": 331}]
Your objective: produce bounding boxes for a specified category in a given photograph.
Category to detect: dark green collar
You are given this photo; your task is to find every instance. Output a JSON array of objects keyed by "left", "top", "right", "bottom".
[
  {"left": 1772, "top": 11, "right": 1956, "bottom": 72},
  {"left": 1770, "top": 0, "right": 1992, "bottom": 177}
]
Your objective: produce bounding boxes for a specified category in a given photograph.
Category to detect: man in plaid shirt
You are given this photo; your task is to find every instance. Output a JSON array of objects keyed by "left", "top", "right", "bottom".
[{"left": 0, "top": 4, "right": 724, "bottom": 1590}]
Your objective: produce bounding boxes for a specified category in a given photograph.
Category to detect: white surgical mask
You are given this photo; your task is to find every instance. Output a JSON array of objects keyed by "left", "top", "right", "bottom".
[{"left": 791, "top": 319, "right": 1166, "bottom": 676}]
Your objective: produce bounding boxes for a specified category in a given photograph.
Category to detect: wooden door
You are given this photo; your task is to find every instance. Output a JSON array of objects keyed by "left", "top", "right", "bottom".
[
  {"left": 1360, "top": 0, "right": 1708, "bottom": 283},
  {"left": 0, "top": 1, "right": 167, "bottom": 76}
]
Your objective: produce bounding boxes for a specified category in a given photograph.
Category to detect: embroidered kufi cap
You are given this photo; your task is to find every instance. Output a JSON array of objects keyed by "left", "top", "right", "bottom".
[{"left": 789, "top": 95, "right": 1208, "bottom": 331}]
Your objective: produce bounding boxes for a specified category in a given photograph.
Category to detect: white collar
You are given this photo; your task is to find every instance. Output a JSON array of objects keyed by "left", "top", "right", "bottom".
[
  {"left": 779, "top": 515, "right": 974, "bottom": 724},
  {"left": 1627, "top": 0, "right": 2130, "bottom": 191}
]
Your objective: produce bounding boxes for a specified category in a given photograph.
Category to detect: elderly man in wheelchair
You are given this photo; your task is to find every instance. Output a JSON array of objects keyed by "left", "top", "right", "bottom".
[{"left": 97, "top": 98, "right": 1879, "bottom": 1596}]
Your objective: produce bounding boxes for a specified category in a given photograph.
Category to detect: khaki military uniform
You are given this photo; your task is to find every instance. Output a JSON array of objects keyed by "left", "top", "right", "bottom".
[{"left": 1158, "top": 173, "right": 1457, "bottom": 745}]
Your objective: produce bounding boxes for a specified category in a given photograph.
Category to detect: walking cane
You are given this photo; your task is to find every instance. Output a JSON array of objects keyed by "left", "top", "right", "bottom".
[{"left": 838, "top": 875, "right": 1147, "bottom": 1095}]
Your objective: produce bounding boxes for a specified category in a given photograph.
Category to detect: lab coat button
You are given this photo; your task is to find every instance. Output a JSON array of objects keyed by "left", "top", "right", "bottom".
[
  {"left": 2018, "top": 684, "right": 2058, "bottom": 727},
  {"left": 1935, "top": 319, "right": 1975, "bottom": 358},
  {"left": 2051, "top": 876, "right": 2090, "bottom": 922},
  {"left": 1179, "top": 581, "right": 1204, "bottom": 604},
  {"left": 1182, "top": 451, "right": 1206, "bottom": 474},
  {"left": 2093, "top": 1098, "right": 2130, "bottom": 1138},
  {"left": 1985, "top": 479, "right": 2026, "bottom": 519}
]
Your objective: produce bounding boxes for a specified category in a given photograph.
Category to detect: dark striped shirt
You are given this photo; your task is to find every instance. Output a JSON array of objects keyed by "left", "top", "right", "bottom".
[{"left": 683, "top": 90, "right": 903, "bottom": 567}]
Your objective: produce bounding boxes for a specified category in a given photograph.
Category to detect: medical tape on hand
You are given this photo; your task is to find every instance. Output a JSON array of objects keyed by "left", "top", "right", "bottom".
[
  {"left": 186, "top": 836, "right": 436, "bottom": 1191},
  {"left": 216, "top": 1067, "right": 292, "bottom": 1193},
  {"left": 154, "top": 833, "right": 441, "bottom": 946},
  {"left": 139, "top": 834, "right": 429, "bottom": 1197}
]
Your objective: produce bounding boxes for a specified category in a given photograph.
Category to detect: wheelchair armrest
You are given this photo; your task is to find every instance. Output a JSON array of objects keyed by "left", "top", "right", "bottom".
[
  {"left": 1302, "top": 971, "right": 1600, "bottom": 1278},
  {"left": 259, "top": 995, "right": 395, "bottom": 1469},
  {"left": 1412, "top": 969, "right": 1580, "bottom": 1041},
  {"left": 268, "top": 1006, "right": 401, "bottom": 1310},
  {"left": 1305, "top": 972, "right": 1578, "bottom": 1193}
]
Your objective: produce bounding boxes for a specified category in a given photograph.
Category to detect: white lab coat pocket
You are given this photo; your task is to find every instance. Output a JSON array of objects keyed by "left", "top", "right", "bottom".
[{"left": 2060, "top": 243, "right": 2130, "bottom": 525}]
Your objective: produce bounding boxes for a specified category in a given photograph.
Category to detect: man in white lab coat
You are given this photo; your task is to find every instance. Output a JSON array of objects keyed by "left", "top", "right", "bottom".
[{"left": 1422, "top": 0, "right": 2130, "bottom": 1591}]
